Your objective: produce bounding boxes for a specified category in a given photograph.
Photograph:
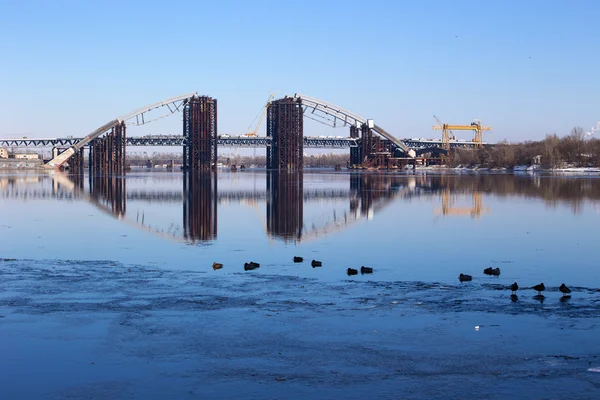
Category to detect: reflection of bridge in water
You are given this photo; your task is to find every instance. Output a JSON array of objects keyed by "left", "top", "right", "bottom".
[
  {"left": 1, "top": 173, "right": 501, "bottom": 243},
  {"left": 5, "top": 172, "right": 596, "bottom": 242}
]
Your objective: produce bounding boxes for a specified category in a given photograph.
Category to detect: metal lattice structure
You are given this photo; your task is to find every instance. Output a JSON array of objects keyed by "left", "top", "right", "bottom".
[
  {"left": 266, "top": 171, "right": 303, "bottom": 241},
  {"left": 349, "top": 125, "right": 361, "bottom": 167},
  {"left": 183, "top": 172, "right": 217, "bottom": 242},
  {"left": 183, "top": 96, "right": 217, "bottom": 171},
  {"left": 266, "top": 97, "right": 303, "bottom": 170},
  {"left": 0, "top": 136, "right": 367, "bottom": 149},
  {"left": 89, "top": 121, "right": 126, "bottom": 175},
  {"left": 68, "top": 148, "right": 85, "bottom": 176}
]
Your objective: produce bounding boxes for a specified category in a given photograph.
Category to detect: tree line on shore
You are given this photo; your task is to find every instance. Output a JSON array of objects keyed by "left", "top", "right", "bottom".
[{"left": 448, "top": 127, "right": 600, "bottom": 169}]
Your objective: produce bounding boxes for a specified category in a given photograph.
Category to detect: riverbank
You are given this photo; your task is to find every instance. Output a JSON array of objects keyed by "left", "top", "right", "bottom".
[
  {"left": 410, "top": 164, "right": 600, "bottom": 173},
  {"left": 0, "top": 159, "right": 43, "bottom": 169}
]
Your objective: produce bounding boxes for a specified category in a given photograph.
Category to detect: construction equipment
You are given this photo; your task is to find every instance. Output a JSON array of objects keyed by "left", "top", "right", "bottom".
[
  {"left": 433, "top": 115, "right": 454, "bottom": 151},
  {"left": 432, "top": 116, "right": 492, "bottom": 150},
  {"left": 245, "top": 92, "right": 277, "bottom": 137}
]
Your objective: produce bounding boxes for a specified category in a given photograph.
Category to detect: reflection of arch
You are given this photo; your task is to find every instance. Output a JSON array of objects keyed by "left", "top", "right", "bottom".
[
  {"left": 57, "top": 171, "right": 213, "bottom": 244},
  {"left": 45, "top": 92, "right": 198, "bottom": 168},
  {"left": 298, "top": 174, "right": 411, "bottom": 242},
  {"left": 51, "top": 172, "right": 128, "bottom": 221},
  {"left": 183, "top": 172, "right": 217, "bottom": 242},
  {"left": 264, "top": 172, "right": 407, "bottom": 243}
]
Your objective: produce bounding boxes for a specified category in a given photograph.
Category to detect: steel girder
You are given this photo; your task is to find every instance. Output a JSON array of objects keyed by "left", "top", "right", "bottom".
[{"left": 1, "top": 136, "right": 480, "bottom": 149}]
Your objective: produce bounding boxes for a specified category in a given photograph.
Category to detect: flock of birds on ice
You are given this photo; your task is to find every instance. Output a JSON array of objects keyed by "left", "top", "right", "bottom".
[
  {"left": 213, "top": 259, "right": 573, "bottom": 300},
  {"left": 460, "top": 267, "right": 572, "bottom": 300},
  {"left": 212, "top": 257, "right": 373, "bottom": 275}
]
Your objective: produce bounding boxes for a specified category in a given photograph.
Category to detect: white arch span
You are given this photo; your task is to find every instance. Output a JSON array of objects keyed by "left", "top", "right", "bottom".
[
  {"left": 293, "top": 94, "right": 415, "bottom": 157},
  {"left": 44, "top": 92, "right": 198, "bottom": 168}
]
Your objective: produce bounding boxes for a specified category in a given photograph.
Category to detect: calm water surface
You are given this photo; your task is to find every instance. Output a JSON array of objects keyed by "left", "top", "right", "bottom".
[{"left": 1, "top": 170, "right": 600, "bottom": 399}]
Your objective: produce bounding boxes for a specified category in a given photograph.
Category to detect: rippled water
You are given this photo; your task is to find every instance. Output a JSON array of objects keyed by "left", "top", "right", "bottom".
[{"left": 1, "top": 170, "right": 600, "bottom": 399}]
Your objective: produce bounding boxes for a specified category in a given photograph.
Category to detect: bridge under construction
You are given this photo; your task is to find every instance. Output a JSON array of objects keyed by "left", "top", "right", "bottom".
[{"left": 2, "top": 92, "right": 490, "bottom": 173}]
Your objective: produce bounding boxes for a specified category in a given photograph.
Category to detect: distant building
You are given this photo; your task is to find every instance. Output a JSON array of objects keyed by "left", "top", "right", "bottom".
[
  {"left": 0, "top": 148, "right": 7, "bottom": 159},
  {"left": 9, "top": 153, "right": 40, "bottom": 160}
]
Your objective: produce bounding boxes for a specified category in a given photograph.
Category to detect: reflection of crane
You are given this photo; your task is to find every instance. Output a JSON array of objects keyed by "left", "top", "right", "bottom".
[
  {"left": 432, "top": 116, "right": 492, "bottom": 150},
  {"left": 245, "top": 92, "right": 277, "bottom": 137},
  {"left": 434, "top": 190, "right": 490, "bottom": 219}
]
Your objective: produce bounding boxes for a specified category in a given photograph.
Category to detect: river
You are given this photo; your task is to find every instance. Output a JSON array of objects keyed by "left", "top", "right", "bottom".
[{"left": 1, "top": 170, "right": 599, "bottom": 399}]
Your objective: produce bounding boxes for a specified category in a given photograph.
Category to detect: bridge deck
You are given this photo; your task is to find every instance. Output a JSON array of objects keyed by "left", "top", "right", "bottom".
[{"left": 0, "top": 136, "right": 483, "bottom": 149}]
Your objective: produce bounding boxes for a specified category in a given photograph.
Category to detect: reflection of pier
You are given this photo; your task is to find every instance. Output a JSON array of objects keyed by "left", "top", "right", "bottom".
[
  {"left": 89, "top": 176, "right": 126, "bottom": 218},
  {"left": 183, "top": 172, "right": 217, "bottom": 242},
  {"left": 267, "top": 172, "right": 303, "bottom": 241}
]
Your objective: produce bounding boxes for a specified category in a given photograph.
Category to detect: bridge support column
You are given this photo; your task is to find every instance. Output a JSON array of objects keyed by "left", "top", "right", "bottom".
[
  {"left": 69, "top": 148, "right": 85, "bottom": 175},
  {"left": 266, "top": 171, "right": 303, "bottom": 241},
  {"left": 88, "top": 145, "right": 93, "bottom": 173},
  {"left": 349, "top": 125, "right": 361, "bottom": 168},
  {"left": 183, "top": 95, "right": 217, "bottom": 171},
  {"left": 266, "top": 97, "right": 303, "bottom": 170},
  {"left": 113, "top": 121, "right": 126, "bottom": 175},
  {"left": 183, "top": 171, "right": 217, "bottom": 242},
  {"left": 360, "top": 123, "right": 373, "bottom": 166},
  {"left": 358, "top": 123, "right": 395, "bottom": 169},
  {"left": 89, "top": 122, "right": 126, "bottom": 176}
]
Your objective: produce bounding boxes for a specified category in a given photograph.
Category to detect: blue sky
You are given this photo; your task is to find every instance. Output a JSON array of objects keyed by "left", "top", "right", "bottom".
[{"left": 1, "top": 0, "right": 598, "bottom": 143}]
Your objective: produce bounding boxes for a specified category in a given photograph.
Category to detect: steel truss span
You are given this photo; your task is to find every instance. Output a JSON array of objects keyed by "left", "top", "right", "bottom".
[{"left": 0, "top": 136, "right": 481, "bottom": 149}]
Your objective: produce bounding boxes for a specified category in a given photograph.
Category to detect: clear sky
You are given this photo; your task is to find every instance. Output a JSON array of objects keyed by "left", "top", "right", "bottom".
[{"left": 1, "top": 0, "right": 599, "bottom": 143}]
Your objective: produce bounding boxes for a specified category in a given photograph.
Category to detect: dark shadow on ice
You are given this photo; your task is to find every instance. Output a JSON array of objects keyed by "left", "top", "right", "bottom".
[
  {"left": 533, "top": 295, "right": 545, "bottom": 304},
  {"left": 560, "top": 295, "right": 572, "bottom": 303}
]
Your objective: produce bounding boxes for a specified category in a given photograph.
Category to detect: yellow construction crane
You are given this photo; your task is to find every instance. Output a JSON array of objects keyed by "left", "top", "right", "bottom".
[
  {"left": 245, "top": 91, "right": 277, "bottom": 137},
  {"left": 432, "top": 116, "right": 492, "bottom": 150},
  {"left": 433, "top": 115, "right": 454, "bottom": 150}
]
